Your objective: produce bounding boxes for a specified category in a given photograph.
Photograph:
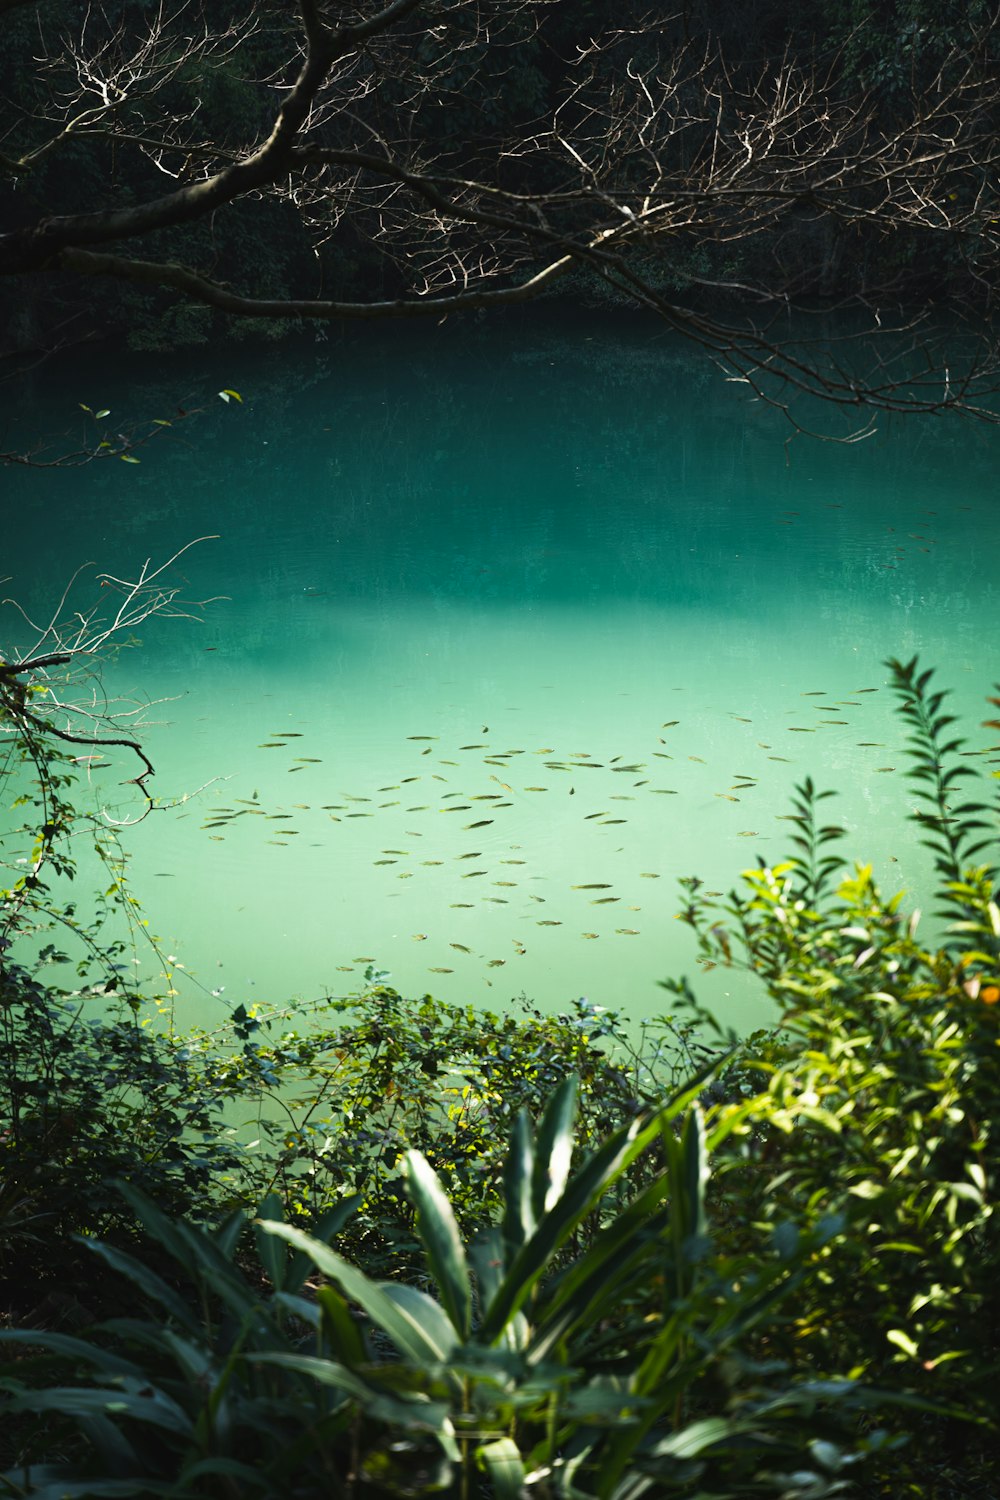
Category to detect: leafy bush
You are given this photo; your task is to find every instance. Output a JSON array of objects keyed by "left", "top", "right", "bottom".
[
  {"left": 1, "top": 1080, "right": 902, "bottom": 1499},
  {"left": 205, "top": 983, "right": 721, "bottom": 1277},
  {"left": 682, "top": 659, "right": 1000, "bottom": 1489}
]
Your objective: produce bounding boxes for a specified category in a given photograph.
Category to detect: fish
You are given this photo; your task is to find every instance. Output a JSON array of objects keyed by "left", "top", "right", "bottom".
[
  {"left": 429, "top": 967, "right": 454, "bottom": 974},
  {"left": 572, "top": 883, "right": 612, "bottom": 890},
  {"left": 450, "top": 943, "right": 472, "bottom": 953}
]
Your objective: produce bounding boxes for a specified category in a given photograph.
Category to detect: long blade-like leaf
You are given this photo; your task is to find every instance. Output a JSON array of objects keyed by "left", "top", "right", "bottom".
[
  {"left": 404, "top": 1150, "right": 472, "bottom": 1339},
  {"left": 257, "top": 1220, "right": 448, "bottom": 1366},
  {"left": 502, "top": 1109, "right": 536, "bottom": 1262},
  {"left": 479, "top": 1436, "right": 526, "bottom": 1499},
  {"left": 483, "top": 1068, "right": 714, "bottom": 1343},
  {"left": 531, "top": 1075, "right": 578, "bottom": 1220}
]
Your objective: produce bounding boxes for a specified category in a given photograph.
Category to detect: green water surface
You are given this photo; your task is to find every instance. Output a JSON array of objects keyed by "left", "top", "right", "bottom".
[{"left": 4, "top": 311, "right": 998, "bottom": 1031}]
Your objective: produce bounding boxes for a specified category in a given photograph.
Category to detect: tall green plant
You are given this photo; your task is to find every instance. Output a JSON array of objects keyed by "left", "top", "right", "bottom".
[
  {"left": 680, "top": 658, "right": 1000, "bottom": 1492},
  {"left": 2, "top": 1077, "right": 904, "bottom": 1499}
]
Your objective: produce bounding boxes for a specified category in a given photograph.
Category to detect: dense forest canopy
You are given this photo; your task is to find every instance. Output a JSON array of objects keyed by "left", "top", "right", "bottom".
[{"left": 0, "top": 0, "right": 998, "bottom": 421}]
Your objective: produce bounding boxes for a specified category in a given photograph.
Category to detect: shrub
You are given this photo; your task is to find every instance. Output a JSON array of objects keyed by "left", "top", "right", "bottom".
[
  {"left": 1, "top": 1079, "right": 902, "bottom": 1498},
  {"left": 682, "top": 659, "right": 1000, "bottom": 1490}
]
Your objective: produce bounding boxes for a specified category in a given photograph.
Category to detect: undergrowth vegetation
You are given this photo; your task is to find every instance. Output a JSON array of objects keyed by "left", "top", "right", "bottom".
[{"left": 1, "top": 656, "right": 999, "bottom": 1497}]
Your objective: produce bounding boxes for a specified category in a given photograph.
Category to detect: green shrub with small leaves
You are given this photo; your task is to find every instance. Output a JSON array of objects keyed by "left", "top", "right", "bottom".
[{"left": 682, "top": 658, "right": 1000, "bottom": 1491}]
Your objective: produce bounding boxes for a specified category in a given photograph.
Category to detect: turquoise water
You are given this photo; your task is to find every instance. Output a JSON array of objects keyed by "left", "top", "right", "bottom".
[{"left": 4, "top": 311, "right": 998, "bottom": 1032}]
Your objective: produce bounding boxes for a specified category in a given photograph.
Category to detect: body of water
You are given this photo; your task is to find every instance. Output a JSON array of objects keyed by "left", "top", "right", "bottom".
[{"left": 3, "top": 310, "right": 998, "bottom": 1032}]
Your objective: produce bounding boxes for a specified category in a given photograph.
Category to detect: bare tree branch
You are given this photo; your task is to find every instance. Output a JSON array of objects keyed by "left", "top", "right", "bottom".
[{"left": 0, "top": 1, "right": 998, "bottom": 429}]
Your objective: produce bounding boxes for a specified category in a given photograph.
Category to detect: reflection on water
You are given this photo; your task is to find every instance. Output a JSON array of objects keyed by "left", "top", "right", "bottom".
[{"left": 4, "top": 311, "right": 999, "bottom": 1032}]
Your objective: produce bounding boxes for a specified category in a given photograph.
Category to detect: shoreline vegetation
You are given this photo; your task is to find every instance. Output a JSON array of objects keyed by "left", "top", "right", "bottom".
[
  {"left": 3, "top": 1, "right": 1000, "bottom": 1491},
  {"left": 2, "top": 652, "right": 999, "bottom": 1497}
]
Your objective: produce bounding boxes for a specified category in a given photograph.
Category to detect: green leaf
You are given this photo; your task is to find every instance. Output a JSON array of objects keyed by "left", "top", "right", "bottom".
[
  {"left": 218, "top": 389, "right": 243, "bottom": 403},
  {"left": 404, "top": 1150, "right": 472, "bottom": 1339},
  {"left": 253, "top": 1193, "right": 287, "bottom": 1288},
  {"left": 381, "top": 1283, "right": 460, "bottom": 1360},
  {"left": 120, "top": 453, "right": 141, "bottom": 464},
  {"left": 502, "top": 1109, "right": 536, "bottom": 1261},
  {"left": 887, "top": 1328, "right": 920, "bottom": 1358},
  {"left": 257, "top": 1221, "right": 451, "bottom": 1365},
  {"left": 531, "top": 1074, "right": 577, "bottom": 1220},
  {"left": 251, "top": 1352, "right": 458, "bottom": 1452},
  {"left": 0, "top": 1329, "right": 141, "bottom": 1380},
  {"left": 6, "top": 1382, "right": 193, "bottom": 1436},
  {"left": 479, "top": 1436, "right": 526, "bottom": 1499},
  {"left": 483, "top": 1070, "right": 713, "bottom": 1343}
]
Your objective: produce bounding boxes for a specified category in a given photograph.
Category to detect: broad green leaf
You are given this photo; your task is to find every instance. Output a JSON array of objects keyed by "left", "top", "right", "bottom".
[
  {"left": 77, "top": 1239, "right": 199, "bottom": 1332},
  {"left": 285, "top": 1193, "right": 362, "bottom": 1298},
  {"left": 253, "top": 1193, "right": 287, "bottom": 1288},
  {"left": 887, "top": 1328, "right": 920, "bottom": 1358},
  {"left": 502, "top": 1108, "right": 536, "bottom": 1262},
  {"left": 483, "top": 1070, "right": 713, "bottom": 1343},
  {"left": 6, "top": 1382, "right": 193, "bottom": 1436},
  {"left": 479, "top": 1436, "right": 526, "bottom": 1499},
  {"left": 315, "top": 1285, "right": 368, "bottom": 1366},
  {"left": 0, "top": 1328, "right": 141, "bottom": 1380},
  {"left": 257, "top": 1220, "right": 450, "bottom": 1365},
  {"left": 529, "top": 1175, "right": 671, "bottom": 1361},
  {"left": 469, "top": 1227, "right": 506, "bottom": 1309},
  {"left": 404, "top": 1150, "right": 471, "bottom": 1339},
  {"left": 381, "top": 1283, "right": 460, "bottom": 1360},
  {"left": 251, "top": 1352, "right": 459, "bottom": 1455},
  {"left": 531, "top": 1074, "right": 577, "bottom": 1220}
]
